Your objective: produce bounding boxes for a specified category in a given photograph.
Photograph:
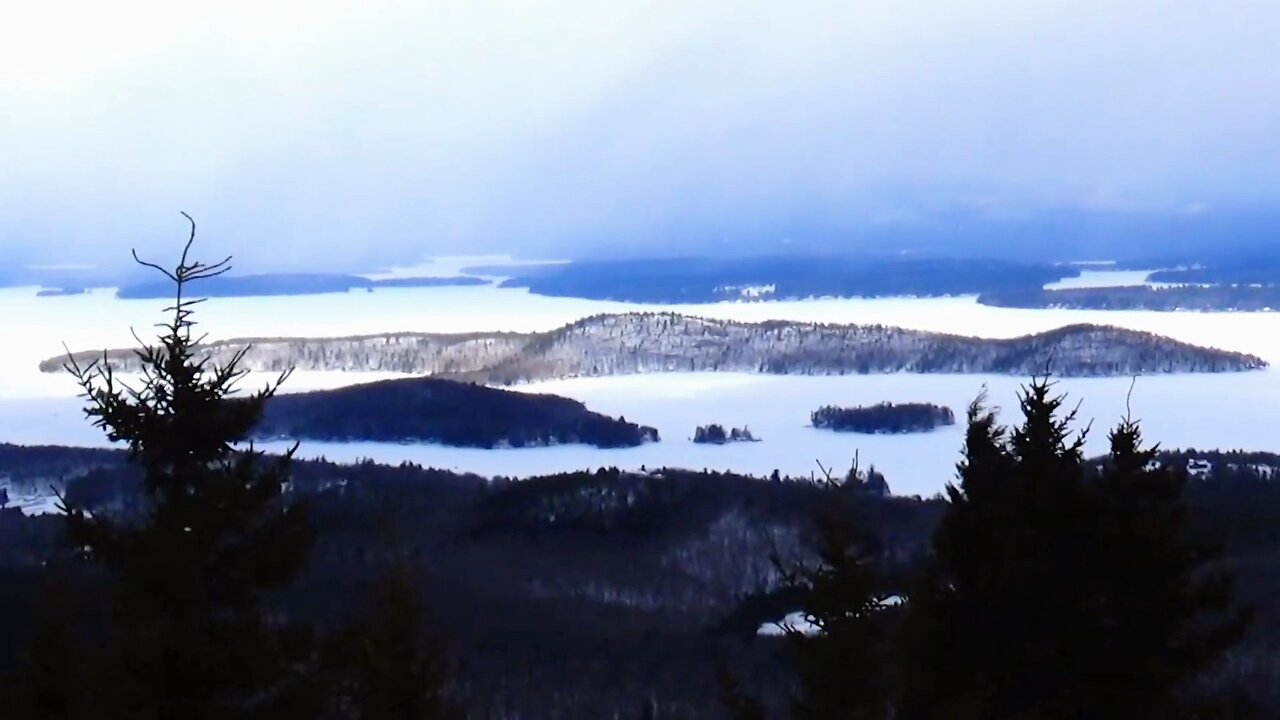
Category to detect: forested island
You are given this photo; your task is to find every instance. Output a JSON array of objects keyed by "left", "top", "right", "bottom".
[
  {"left": 978, "top": 285, "right": 1280, "bottom": 312},
  {"left": 811, "top": 402, "right": 956, "bottom": 434},
  {"left": 691, "top": 424, "right": 759, "bottom": 444},
  {"left": 498, "top": 255, "right": 1078, "bottom": 302},
  {"left": 255, "top": 377, "right": 659, "bottom": 449},
  {"left": 48, "top": 312, "right": 1268, "bottom": 381},
  {"left": 115, "top": 272, "right": 489, "bottom": 299}
]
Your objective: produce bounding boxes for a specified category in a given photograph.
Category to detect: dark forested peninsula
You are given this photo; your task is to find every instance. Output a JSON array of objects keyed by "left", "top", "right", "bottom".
[
  {"left": 115, "top": 272, "right": 489, "bottom": 299},
  {"left": 811, "top": 402, "right": 957, "bottom": 434},
  {"left": 255, "top": 378, "right": 659, "bottom": 449},
  {"left": 498, "top": 256, "right": 1077, "bottom": 303},
  {"left": 1146, "top": 258, "right": 1280, "bottom": 285},
  {"left": 47, "top": 312, "right": 1267, "bottom": 381},
  {"left": 978, "top": 285, "right": 1280, "bottom": 312}
]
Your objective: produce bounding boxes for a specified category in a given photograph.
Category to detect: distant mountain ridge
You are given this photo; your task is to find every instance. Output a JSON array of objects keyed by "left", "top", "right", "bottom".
[{"left": 45, "top": 312, "right": 1267, "bottom": 381}]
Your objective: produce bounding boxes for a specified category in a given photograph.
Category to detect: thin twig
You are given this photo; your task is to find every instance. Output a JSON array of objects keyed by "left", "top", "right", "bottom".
[{"left": 1124, "top": 375, "right": 1138, "bottom": 424}]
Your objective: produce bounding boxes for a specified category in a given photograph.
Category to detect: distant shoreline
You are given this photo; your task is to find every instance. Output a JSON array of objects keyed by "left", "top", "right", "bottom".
[{"left": 113, "top": 272, "right": 491, "bottom": 300}]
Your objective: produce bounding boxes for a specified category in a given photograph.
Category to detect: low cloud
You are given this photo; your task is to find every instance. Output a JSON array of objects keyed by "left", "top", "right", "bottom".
[{"left": 2, "top": 0, "right": 1278, "bottom": 271}]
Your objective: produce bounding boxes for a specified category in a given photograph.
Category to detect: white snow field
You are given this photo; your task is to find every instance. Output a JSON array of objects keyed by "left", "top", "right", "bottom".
[{"left": 3, "top": 269, "right": 1280, "bottom": 498}]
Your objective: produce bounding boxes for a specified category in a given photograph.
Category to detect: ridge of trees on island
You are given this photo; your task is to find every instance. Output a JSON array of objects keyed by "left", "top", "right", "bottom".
[
  {"left": 810, "top": 402, "right": 957, "bottom": 434},
  {"left": 256, "top": 377, "right": 660, "bottom": 449},
  {"left": 47, "top": 312, "right": 1267, "bottom": 382},
  {"left": 692, "top": 424, "right": 760, "bottom": 444}
]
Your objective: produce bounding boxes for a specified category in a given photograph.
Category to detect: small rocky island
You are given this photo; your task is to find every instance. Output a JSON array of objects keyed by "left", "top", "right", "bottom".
[
  {"left": 692, "top": 424, "right": 759, "bottom": 444},
  {"left": 255, "top": 377, "right": 659, "bottom": 449},
  {"left": 811, "top": 402, "right": 956, "bottom": 434}
]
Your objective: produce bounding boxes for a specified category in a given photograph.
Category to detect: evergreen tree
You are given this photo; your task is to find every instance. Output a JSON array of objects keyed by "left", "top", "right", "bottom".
[
  {"left": 721, "top": 463, "right": 892, "bottom": 720},
  {"left": 899, "top": 379, "right": 1250, "bottom": 720},
  {"left": 1089, "top": 417, "right": 1252, "bottom": 717},
  {"left": 321, "top": 571, "right": 460, "bottom": 720},
  {"left": 40, "top": 216, "right": 313, "bottom": 719},
  {"left": 782, "top": 463, "right": 893, "bottom": 720},
  {"left": 3, "top": 569, "right": 107, "bottom": 720}
]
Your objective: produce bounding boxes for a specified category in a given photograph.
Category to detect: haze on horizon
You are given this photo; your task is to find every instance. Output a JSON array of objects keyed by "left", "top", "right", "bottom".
[{"left": 2, "top": 0, "right": 1278, "bottom": 275}]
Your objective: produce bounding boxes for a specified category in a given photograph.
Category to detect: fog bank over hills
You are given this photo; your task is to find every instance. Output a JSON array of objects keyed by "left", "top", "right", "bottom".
[
  {"left": 3, "top": 1, "right": 1280, "bottom": 272},
  {"left": 7, "top": 206, "right": 1280, "bottom": 290}
]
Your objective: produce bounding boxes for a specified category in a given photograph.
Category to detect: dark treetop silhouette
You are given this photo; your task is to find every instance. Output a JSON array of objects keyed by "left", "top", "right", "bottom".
[{"left": 6, "top": 215, "right": 456, "bottom": 719}]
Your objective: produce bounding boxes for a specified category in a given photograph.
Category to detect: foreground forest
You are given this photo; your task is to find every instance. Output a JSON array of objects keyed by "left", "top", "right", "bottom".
[{"left": 4, "top": 438, "right": 1280, "bottom": 717}]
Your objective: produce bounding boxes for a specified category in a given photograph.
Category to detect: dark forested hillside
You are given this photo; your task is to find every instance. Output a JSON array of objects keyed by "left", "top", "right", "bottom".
[
  {"left": 5, "top": 444, "right": 1280, "bottom": 716},
  {"left": 256, "top": 378, "right": 660, "bottom": 448},
  {"left": 0, "top": 447, "right": 940, "bottom": 718}
]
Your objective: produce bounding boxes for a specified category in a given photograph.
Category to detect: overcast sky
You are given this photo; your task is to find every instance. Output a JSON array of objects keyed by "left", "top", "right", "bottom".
[{"left": 2, "top": 0, "right": 1278, "bottom": 272}]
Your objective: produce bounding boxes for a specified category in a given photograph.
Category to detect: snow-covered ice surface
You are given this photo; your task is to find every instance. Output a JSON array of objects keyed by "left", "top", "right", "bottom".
[
  {"left": 4, "top": 269, "right": 1280, "bottom": 501},
  {"left": 1043, "top": 269, "right": 1159, "bottom": 290},
  {"left": 268, "top": 371, "right": 1280, "bottom": 497},
  {"left": 357, "top": 253, "right": 569, "bottom": 281},
  {"left": 1, "top": 484, "right": 64, "bottom": 515}
]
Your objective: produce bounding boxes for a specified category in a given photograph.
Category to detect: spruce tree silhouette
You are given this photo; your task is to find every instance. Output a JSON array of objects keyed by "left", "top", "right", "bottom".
[
  {"left": 726, "top": 461, "right": 892, "bottom": 720},
  {"left": 55, "top": 214, "right": 313, "bottom": 719},
  {"left": 1089, "top": 415, "right": 1252, "bottom": 718},
  {"left": 321, "top": 570, "right": 461, "bottom": 720},
  {"left": 785, "top": 466, "right": 892, "bottom": 720},
  {"left": 899, "top": 378, "right": 1250, "bottom": 720},
  {"left": 4, "top": 216, "right": 459, "bottom": 719}
]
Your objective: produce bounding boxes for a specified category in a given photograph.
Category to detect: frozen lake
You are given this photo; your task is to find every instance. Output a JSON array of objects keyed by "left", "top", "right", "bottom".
[{"left": 4, "top": 269, "right": 1280, "bottom": 497}]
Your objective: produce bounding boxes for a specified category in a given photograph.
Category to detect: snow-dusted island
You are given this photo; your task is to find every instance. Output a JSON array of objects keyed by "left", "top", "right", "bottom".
[{"left": 47, "top": 312, "right": 1266, "bottom": 383}]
